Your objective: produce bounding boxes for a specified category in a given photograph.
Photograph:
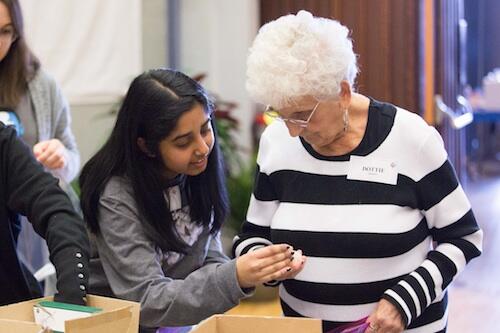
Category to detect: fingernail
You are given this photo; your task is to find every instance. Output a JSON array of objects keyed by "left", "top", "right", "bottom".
[
  {"left": 291, "top": 251, "right": 295, "bottom": 256},
  {"left": 286, "top": 268, "right": 292, "bottom": 272},
  {"left": 290, "top": 256, "right": 294, "bottom": 261},
  {"left": 286, "top": 246, "right": 291, "bottom": 250}
]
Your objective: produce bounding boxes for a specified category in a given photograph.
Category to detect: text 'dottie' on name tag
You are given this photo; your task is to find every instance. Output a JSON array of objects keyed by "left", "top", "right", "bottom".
[{"left": 347, "top": 155, "right": 398, "bottom": 185}]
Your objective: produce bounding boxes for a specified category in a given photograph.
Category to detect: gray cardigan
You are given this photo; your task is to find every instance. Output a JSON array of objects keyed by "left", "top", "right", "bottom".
[
  {"left": 28, "top": 69, "right": 79, "bottom": 182},
  {"left": 89, "top": 176, "right": 251, "bottom": 332}
]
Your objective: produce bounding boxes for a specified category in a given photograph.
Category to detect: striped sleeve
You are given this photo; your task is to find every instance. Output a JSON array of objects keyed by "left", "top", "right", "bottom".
[
  {"left": 232, "top": 132, "right": 277, "bottom": 259},
  {"left": 383, "top": 127, "right": 483, "bottom": 327}
]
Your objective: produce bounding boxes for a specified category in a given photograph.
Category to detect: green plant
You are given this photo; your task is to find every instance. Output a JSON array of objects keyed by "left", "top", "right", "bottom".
[{"left": 225, "top": 157, "right": 256, "bottom": 233}]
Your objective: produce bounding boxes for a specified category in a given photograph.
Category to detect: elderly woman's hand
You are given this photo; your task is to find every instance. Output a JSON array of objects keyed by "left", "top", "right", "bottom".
[
  {"left": 365, "top": 299, "right": 405, "bottom": 333},
  {"left": 33, "top": 139, "right": 68, "bottom": 170}
]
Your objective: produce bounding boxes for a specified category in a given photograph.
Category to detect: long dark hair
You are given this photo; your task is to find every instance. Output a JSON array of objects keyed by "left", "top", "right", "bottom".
[
  {"left": 80, "top": 69, "right": 229, "bottom": 253},
  {"left": 0, "top": 0, "right": 40, "bottom": 108}
]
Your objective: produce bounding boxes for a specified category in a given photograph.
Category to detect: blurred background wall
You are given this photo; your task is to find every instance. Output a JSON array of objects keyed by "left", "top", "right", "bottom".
[{"left": 20, "top": 0, "right": 258, "bottom": 166}]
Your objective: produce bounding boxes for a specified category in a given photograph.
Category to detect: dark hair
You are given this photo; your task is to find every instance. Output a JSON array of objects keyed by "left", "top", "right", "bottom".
[
  {"left": 0, "top": 0, "right": 40, "bottom": 108},
  {"left": 80, "top": 68, "right": 229, "bottom": 253}
]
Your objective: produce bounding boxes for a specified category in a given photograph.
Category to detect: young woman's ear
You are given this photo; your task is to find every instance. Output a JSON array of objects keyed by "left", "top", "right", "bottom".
[{"left": 137, "top": 137, "right": 156, "bottom": 158}]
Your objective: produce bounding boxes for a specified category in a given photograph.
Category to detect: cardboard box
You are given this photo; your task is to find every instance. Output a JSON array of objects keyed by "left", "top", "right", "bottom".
[
  {"left": 0, "top": 295, "right": 139, "bottom": 333},
  {"left": 191, "top": 315, "right": 322, "bottom": 333}
]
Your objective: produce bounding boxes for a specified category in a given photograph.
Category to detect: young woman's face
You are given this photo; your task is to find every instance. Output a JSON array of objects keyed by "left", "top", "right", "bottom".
[
  {"left": 158, "top": 103, "right": 214, "bottom": 179},
  {"left": 0, "top": 2, "right": 15, "bottom": 62}
]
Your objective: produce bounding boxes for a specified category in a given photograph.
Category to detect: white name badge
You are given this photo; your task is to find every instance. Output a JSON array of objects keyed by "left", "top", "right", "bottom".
[{"left": 347, "top": 155, "right": 398, "bottom": 185}]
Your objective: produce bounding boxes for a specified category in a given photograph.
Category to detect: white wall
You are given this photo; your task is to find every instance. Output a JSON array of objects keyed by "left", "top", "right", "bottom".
[
  {"left": 179, "top": 0, "right": 260, "bottom": 161},
  {"left": 21, "top": 0, "right": 142, "bottom": 105},
  {"left": 68, "top": 0, "right": 258, "bottom": 168},
  {"left": 71, "top": 0, "right": 168, "bottom": 165}
]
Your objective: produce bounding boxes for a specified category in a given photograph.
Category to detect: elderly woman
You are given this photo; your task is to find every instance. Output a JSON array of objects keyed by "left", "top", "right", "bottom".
[{"left": 232, "top": 10, "right": 482, "bottom": 333}]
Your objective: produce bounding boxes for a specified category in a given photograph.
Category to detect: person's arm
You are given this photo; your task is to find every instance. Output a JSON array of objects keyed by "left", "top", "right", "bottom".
[
  {"left": 232, "top": 131, "right": 305, "bottom": 283},
  {"left": 95, "top": 184, "right": 252, "bottom": 328},
  {"left": 372, "top": 128, "right": 482, "bottom": 330},
  {"left": 232, "top": 128, "right": 278, "bottom": 258},
  {"left": 232, "top": 165, "right": 277, "bottom": 257},
  {"left": 202, "top": 231, "right": 231, "bottom": 266},
  {"left": 96, "top": 181, "right": 294, "bottom": 329},
  {"left": 33, "top": 74, "right": 80, "bottom": 183},
  {"left": 51, "top": 79, "right": 79, "bottom": 182},
  {"left": 2, "top": 125, "right": 89, "bottom": 305}
]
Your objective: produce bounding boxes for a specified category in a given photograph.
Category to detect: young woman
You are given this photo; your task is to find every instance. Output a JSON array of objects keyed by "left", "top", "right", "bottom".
[
  {"left": 0, "top": 0, "right": 79, "bottom": 186},
  {"left": 79, "top": 68, "right": 305, "bottom": 333},
  {"left": 0, "top": 0, "right": 80, "bottom": 283}
]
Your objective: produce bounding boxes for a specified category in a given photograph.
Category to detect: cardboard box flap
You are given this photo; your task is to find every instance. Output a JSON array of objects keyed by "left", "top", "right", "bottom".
[
  {"left": 192, "top": 315, "right": 322, "bottom": 333},
  {"left": 0, "top": 295, "right": 140, "bottom": 333},
  {"left": 0, "top": 297, "right": 43, "bottom": 321},
  {"left": 65, "top": 306, "right": 132, "bottom": 333},
  {"left": 0, "top": 318, "right": 43, "bottom": 333},
  {"left": 85, "top": 295, "right": 140, "bottom": 333}
]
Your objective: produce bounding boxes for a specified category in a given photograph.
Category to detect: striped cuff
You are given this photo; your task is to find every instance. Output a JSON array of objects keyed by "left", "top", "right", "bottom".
[
  {"left": 233, "top": 237, "right": 272, "bottom": 257},
  {"left": 383, "top": 289, "right": 411, "bottom": 327},
  {"left": 383, "top": 265, "right": 438, "bottom": 327},
  {"left": 263, "top": 280, "right": 280, "bottom": 287}
]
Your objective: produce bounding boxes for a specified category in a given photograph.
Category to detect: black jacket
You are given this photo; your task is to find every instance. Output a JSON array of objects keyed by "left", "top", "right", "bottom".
[{"left": 0, "top": 124, "right": 89, "bottom": 305}]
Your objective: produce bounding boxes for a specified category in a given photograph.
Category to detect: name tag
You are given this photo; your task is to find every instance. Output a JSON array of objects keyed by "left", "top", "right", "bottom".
[{"left": 347, "top": 155, "right": 398, "bottom": 185}]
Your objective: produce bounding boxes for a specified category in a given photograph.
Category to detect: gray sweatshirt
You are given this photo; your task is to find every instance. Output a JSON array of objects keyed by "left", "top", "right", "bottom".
[{"left": 89, "top": 176, "right": 251, "bottom": 332}]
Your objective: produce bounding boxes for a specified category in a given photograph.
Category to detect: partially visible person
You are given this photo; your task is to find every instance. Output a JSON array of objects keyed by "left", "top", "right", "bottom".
[
  {"left": 79, "top": 68, "right": 305, "bottom": 333},
  {"left": 0, "top": 0, "right": 78, "bottom": 181},
  {"left": 0, "top": 0, "right": 80, "bottom": 286},
  {"left": 0, "top": 123, "right": 89, "bottom": 306},
  {"left": 232, "top": 10, "right": 482, "bottom": 333}
]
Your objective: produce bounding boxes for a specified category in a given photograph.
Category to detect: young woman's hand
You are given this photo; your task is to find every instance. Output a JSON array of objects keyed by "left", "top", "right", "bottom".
[
  {"left": 236, "top": 244, "right": 297, "bottom": 288},
  {"left": 33, "top": 139, "right": 67, "bottom": 170},
  {"left": 278, "top": 249, "right": 306, "bottom": 280},
  {"left": 365, "top": 298, "right": 405, "bottom": 333}
]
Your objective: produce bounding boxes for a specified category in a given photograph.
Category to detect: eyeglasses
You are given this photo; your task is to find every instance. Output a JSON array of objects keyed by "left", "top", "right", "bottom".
[
  {"left": 0, "top": 26, "right": 17, "bottom": 44},
  {"left": 264, "top": 101, "right": 321, "bottom": 128}
]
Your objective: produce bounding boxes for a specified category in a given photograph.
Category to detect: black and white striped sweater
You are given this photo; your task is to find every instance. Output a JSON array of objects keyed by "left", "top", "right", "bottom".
[{"left": 232, "top": 99, "right": 482, "bottom": 333}]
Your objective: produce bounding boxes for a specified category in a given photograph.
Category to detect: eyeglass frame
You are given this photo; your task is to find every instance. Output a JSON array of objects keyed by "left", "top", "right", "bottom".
[{"left": 264, "top": 100, "right": 321, "bottom": 128}]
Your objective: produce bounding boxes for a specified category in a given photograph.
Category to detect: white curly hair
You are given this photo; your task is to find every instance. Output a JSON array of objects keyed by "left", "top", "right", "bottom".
[{"left": 246, "top": 10, "right": 358, "bottom": 108}]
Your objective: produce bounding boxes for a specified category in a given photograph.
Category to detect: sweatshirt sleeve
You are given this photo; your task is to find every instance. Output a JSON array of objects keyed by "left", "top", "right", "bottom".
[
  {"left": 232, "top": 130, "right": 277, "bottom": 258},
  {"left": 2, "top": 125, "right": 89, "bottom": 305},
  {"left": 49, "top": 76, "right": 80, "bottom": 183},
  {"left": 94, "top": 184, "right": 250, "bottom": 328},
  {"left": 382, "top": 127, "right": 482, "bottom": 327}
]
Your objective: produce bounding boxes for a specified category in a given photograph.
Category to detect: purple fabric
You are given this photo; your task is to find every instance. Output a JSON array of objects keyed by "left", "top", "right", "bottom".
[
  {"left": 326, "top": 317, "right": 370, "bottom": 333},
  {"left": 156, "top": 326, "right": 193, "bottom": 333}
]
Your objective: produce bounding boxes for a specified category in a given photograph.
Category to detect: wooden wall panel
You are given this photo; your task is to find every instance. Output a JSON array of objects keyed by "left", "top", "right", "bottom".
[{"left": 259, "top": 0, "right": 422, "bottom": 114}]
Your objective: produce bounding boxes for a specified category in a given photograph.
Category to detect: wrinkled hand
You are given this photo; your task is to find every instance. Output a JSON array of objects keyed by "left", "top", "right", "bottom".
[
  {"left": 365, "top": 299, "right": 404, "bottom": 333},
  {"left": 33, "top": 139, "right": 67, "bottom": 170},
  {"left": 236, "top": 244, "right": 296, "bottom": 288}
]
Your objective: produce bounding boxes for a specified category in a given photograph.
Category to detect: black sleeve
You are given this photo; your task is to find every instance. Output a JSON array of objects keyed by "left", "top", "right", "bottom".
[{"left": 1, "top": 125, "right": 89, "bottom": 305}]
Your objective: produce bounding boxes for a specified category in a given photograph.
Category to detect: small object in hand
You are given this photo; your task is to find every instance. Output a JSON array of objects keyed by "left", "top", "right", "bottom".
[{"left": 292, "top": 249, "right": 303, "bottom": 265}]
